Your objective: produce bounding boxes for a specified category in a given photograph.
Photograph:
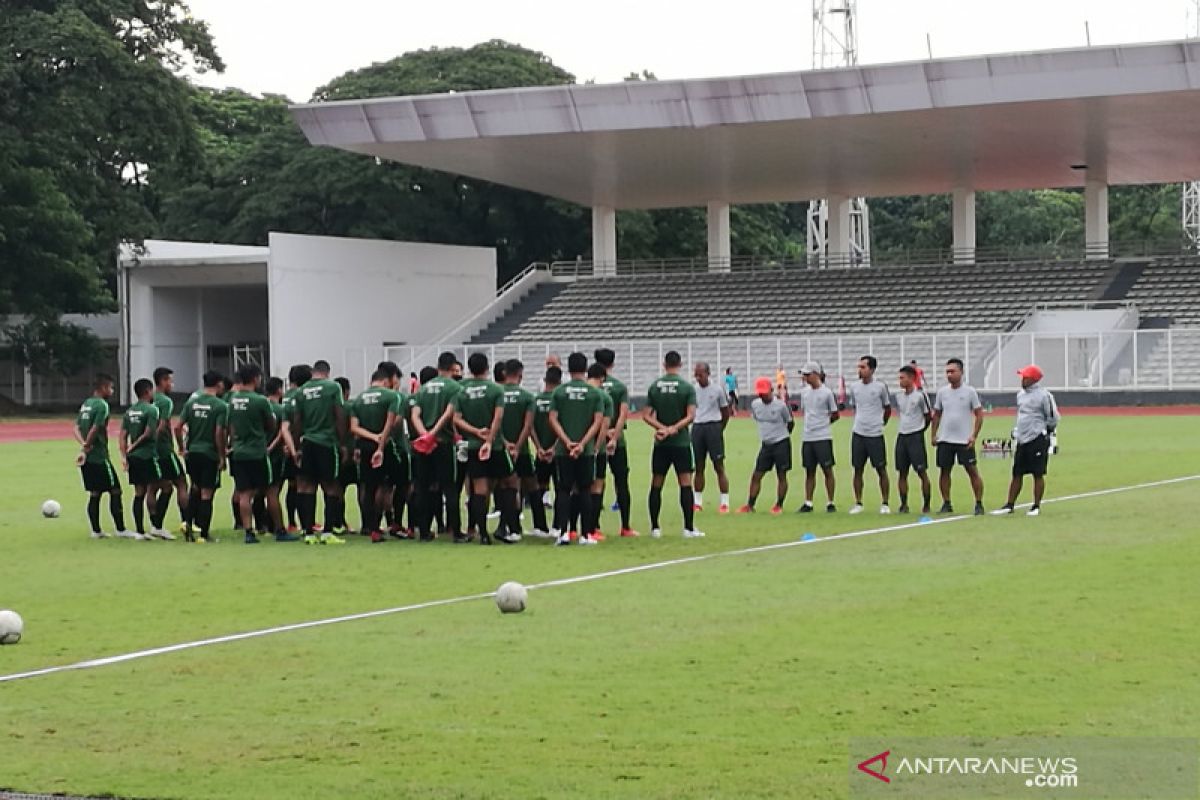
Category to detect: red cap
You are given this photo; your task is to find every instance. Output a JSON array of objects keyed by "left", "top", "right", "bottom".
[
  {"left": 1016, "top": 364, "right": 1044, "bottom": 382},
  {"left": 754, "top": 376, "right": 773, "bottom": 395},
  {"left": 412, "top": 432, "right": 438, "bottom": 455}
]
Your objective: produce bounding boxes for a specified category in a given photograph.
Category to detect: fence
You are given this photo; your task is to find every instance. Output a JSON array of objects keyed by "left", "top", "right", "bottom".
[
  {"left": 340, "top": 328, "right": 1200, "bottom": 399},
  {"left": 0, "top": 346, "right": 121, "bottom": 408}
]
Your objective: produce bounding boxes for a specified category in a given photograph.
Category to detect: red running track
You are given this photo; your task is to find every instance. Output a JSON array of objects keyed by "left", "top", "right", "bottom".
[{"left": 2, "top": 405, "right": 1197, "bottom": 445}]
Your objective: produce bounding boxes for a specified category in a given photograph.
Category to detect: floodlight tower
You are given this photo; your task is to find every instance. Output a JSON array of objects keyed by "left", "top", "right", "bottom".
[
  {"left": 808, "top": 0, "right": 870, "bottom": 266},
  {"left": 1185, "top": 0, "right": 1200, "bottom": 250}
]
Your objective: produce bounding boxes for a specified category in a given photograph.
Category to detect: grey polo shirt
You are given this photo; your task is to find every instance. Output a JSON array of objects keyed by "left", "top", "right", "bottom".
[
  {"left": 750, "top": 397, "right": 792, "bottom": 445},
  {"left": 693, "top": 381, "right": 729, "bottom": 424},
  {"left": 892, "top": 388, "right": 931, "bottom": 435},
  {"left": 848, "top": 379, "right": 890, "bottom": 438},
  {"left": 1014, "top": 383, "right": 1060, "bottom": 444},
  {"left": 933, "top": 383, "right": 982, "bottom": 445},
  {"left": 801, "top": 384, "right": 838, "bottom": 442}
]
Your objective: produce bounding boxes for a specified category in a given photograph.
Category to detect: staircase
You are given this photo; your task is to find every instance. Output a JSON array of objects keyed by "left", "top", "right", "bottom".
[
  {"left": 469, "top": 282, "right": 568, "bottom": 344},
  {"left": 1094, "top": 259, "right": 1148, "bottom": 302}
]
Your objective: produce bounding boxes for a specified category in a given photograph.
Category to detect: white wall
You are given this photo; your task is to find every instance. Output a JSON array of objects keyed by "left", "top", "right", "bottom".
[
  {"left": 201, "top": 287, "right": 269, "bottom": 345},
  {"left": 268, "top": 233, "right": 495, "bottom": 385}
]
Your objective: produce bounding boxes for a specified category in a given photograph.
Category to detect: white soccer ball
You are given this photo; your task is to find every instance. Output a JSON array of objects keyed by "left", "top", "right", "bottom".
[
  {"left": 0, "top": 609, "right": 24, "bottom": 645},
  {"left": 41, "top": 499, "right": 61, "bottom": 518},
  {"left": 495, "top": 581, "right": 528, "bottom": 614}
]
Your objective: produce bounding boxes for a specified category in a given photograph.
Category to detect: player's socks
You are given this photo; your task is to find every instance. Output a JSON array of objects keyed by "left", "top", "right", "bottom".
[
  {"left": 178, "top": 495, "right": 189, "bottom": 528},
  {"left": 589, "top": 492, "right": 603, "bottom": 533},
  {"left": 694, "top": 492, "right": 704, "bottom": 510},
  {"left": 681, "top": 486, "right": 696, "bottom": 531},
  {"left": 87, "top": 496, "right": 102, "bottom": 533},
  {"left": 467, "top": 494, "right": 487, "bottom": 538},
  {"left": 648, "top": 486, "right": 663, "bottom": 530},
  {"left": 528, "top": 490, "right": 548, "bottom": 532},
  {"left": 109, "top": 495, "right": 126, "bottom": 531},
  {"left": 298, "top": 493, "right": 317, "bottom": 533},
  {"left": 132, "top": 495, "right": 145, "bottom": 534},
  {"left": 285, "top": 486, "right": 298, "bottom": 529},
  {"left": 198, "top": 498, "right": 214, "bottom": 538},
  {"left": 501, "top": 488, "right": 522, "bottom": 536},
  {"left": 616, "top": 477, "right": 632, "bottom": 530}
]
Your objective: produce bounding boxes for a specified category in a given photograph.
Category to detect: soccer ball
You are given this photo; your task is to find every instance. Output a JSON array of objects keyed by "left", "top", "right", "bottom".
[
  {"left": 41, "top": 499, "right": 61, "bottom": 518},
  {"left": 0, "top": 609, "right": 23, "bottom": 645},
  {"left": 495, "top": 581, "right": 528, "bottom": 614}
]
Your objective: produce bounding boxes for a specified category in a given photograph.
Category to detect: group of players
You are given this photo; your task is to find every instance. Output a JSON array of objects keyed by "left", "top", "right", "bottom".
[{"left": 73, "top": 347, "right": 1061, "bottom": 545}]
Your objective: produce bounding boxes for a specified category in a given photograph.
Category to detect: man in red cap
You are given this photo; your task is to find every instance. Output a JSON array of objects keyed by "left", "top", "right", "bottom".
[
  {"left": 993, "top": 365, "right": 1060, "bottom": 516},
  {"left": 738, "top": 376, "right": 794, "bottom": 514}
]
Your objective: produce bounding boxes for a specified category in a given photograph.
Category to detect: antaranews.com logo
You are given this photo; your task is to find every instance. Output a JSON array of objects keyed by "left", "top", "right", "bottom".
[{"left": 848, "top": 737, "right": 1197, "bottom": 799}]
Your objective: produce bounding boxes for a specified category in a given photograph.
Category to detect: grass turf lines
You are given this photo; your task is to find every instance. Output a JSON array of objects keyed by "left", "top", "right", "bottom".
[{"left": 0, "top": 415, "right": 1197, "bottom": 799}]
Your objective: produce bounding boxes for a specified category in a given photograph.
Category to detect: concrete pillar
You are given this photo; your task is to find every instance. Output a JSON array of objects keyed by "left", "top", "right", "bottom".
[
  {"left": 22, "top": 365, "right": 32, "bottom": 406},
  {"left": 706, "top": 201, "right": 731, "bottom": 272},
  {"left": 827, "top": 194, "right": 851, "bottom": 266},
  {"left": 592, "top": 206, "right": 617, "bottom": 277},
  {"left": 1085, "top": 179, "right": 1109, "bottom": 259},
  {"left": 952, "top": 188, "right": 976, "bottom": 264}
]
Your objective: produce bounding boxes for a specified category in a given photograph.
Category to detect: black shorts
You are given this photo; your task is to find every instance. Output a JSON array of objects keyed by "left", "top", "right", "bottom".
[
  {"left": 595, "top": 452, "right": 608, "bottom": 479},
  {"left": 651, "top": 444, "right": 695, "bottom": 476},
  {"left": 691, "top": 422, "right": 725, "bottom": 467},
  {"left": 851, "top": 433, "right": 887, "bottom": 470},
  {"left": 158, "top": 452, "right": 184, "bottom": 481},
  {"left": 269, "top": 451, "right": 287, "bottom": 487},
  {"left": 338, "top": 451, "right": 358, "bottom": 488},
  {"left": 384, "top": 441, "right": 411, "bottom": 487},
  {"left": 608, "top": 446, "right": 629, "bottom": 480},
  {"left": 186, "top": 452, "right": 221, "bottom": 491},
  {"left": 534, "top": 456, "right": 555, "bottom": 485},
  {"left": 127, "top": 457, "right": 162, "bottom": 487},
  {"left": 465, "top": 447, "right": 514, "bottom": 481},
  {"left": 80, "top": 460, "right": 118, "bottom": 493},
  {"left": 230, "top": 457, "right": 271, "bottom": 492},
  {"left": 300, "top": 440, "right": 340, "bottom": 484},
  {"left": 357, "top": 439, "right": 389, "bottom": 489},
  {"left": 414, "top": 444, "right": 457, "bottom": 490},
  {"left": 754, "top": 439, "right": 792, "bottom": 473},
  {"left": 556, "top": 455, "right": 596, "bottom": 493},
  {"left": 513, "top": 449, "right": 535, "bottom": 479},
  {"left": 895, "top": 432, "right": 928, "bottom": 474},
  {"left": 801, "top": 440, "right": 835, "bottom": 470},
  {"left": 1013, "top": 435, "right": 1051, "bottom": 477},
  {"left": 282, "top": 456, "right": 298, "bottom": 481},
  {"left": 936, "top": 442, "right": 978, "bottom": 469}
]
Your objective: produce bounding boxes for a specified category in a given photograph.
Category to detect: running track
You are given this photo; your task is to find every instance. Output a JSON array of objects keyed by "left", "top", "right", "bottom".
[{"left": 2, "top": 405, "right": 1197, "bottom": 444}]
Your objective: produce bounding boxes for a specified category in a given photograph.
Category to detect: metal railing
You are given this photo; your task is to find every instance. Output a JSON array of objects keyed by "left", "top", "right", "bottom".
[
  {"left": 339, "top": 328, "right": 1200, "bottom": 400},
  {"left": 549, "top": 240, "right": 1200, "bottom": 280}
]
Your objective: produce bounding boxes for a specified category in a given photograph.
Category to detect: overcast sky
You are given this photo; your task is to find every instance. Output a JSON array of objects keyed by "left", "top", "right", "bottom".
[{"left": 187, "top": 0, "right": 1197, "bottom": 102}]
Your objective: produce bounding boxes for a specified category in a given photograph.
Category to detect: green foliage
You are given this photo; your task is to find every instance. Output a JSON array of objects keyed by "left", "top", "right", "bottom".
[{"left": 2, "top": 318, "right": 106, "bottom": 377}]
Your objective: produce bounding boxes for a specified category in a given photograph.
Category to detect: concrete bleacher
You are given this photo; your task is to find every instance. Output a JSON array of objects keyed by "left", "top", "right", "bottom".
[
  {"left": 1122, "top": 259, "right": 1200, "bottom": 385},
  {"left": 470, "top": 260, "right": 1113, "bottom": 343}
]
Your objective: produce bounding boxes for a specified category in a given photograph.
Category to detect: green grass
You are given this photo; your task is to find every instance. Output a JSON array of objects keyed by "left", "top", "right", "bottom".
[{"left": 0, "top": 415, "right": 1197, "bottom": 799}]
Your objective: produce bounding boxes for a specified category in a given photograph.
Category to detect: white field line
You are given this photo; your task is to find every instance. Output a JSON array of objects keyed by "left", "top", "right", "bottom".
[{"left": 1, "top": 473, "right": 1195, "bottom": 685}]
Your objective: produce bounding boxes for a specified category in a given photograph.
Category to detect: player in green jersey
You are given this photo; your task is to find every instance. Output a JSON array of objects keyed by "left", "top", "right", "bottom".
[
  {"left": 350, "top": 368, "right": 399, "bottom": 542},
  {"left": 264, "top": 376, "right": 299, "bottom": 541},
  {"left": 532, "top": 365, "right": 561, "bottom": 536},
  {"left": 644, "top": 350, "right": 702, "bottom": 539},
  {"left": 594, "top": 348, "right": 637, "bottom": 537},
  {"left": 585, "top": 363, "right": 614, "bottom": 539},
  {"left": 502, "top": 358, "right": 548, "bottom": 537},
  {"left": 74, "top": 373, "right": 129, "bottom": 538},
  {"left": 549, "top": 353, "right": 606, "bottom": 546},
  {"left": 226, "top": 365, "right": 280, "bottom": 544},
  {"left": 333, "top": 376, "right": 357, "bottom": 533},
  {"left": 376, "top": 361, "right": 414, "bottom": 539},
  {"left": 149, "top": 367, "right": 184, "bottom": 539},
  {"left": 409, "top": 351, "right": 463, "bottom": 541},
  {"left": 121, "top": 378, "right": 161, "bottom": 539},
  {"left": 283, "top": 359, "right": 348, "bottom": 545},
  {"left": 454, "top": 352, "right": 518, "bottom": 545},
  {"left": 280, "top": 364, "right": 312, "bottom": 532},
  {"left": 179, "top": 370, "right": 228, "bottom": 542}
]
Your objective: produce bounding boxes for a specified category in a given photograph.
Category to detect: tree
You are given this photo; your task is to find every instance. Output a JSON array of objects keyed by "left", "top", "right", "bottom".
[{"left": 0, "top": 0, "right": 221, "bottom": 373}]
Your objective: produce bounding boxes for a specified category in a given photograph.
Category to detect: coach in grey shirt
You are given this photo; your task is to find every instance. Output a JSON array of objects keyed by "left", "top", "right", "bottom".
[
  {"left": 846, "top": 355, "right": 892, "bottom": 514},
  {"left": 798, "top": 362, "right": 839, "bottom": 512},
  {"left": 994, "top": 364, "right": 1061, "bottom": 517},
  {"left": 892, "top": 364, "right": 933, "bottom": 514},
  {"left": 931, "top": 357, "right": 985, "bottom": 515},
  {"left": 691, "top": 362, "right": 731, "bottom": 511}
]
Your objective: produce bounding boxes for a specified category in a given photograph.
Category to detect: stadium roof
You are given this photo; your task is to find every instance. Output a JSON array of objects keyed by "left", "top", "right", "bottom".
[{"left": 292, "top": 40, "right": 1200, "bottom": 209}]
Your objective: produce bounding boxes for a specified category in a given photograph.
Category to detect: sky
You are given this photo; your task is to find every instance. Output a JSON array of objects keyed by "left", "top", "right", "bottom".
[{"left": 186, "top": 0, "right": 1198, "bottom": 102}]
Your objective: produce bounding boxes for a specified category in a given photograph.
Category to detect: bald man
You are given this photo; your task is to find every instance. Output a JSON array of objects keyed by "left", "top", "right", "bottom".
[{"left": 691, "top": 361, "right": 732, "bottom": 513}]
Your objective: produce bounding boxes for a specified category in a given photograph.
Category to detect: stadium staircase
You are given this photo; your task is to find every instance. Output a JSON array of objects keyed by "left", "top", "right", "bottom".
[{"left": 1121, "top": 259, "right": 1200, "bottom": 384}]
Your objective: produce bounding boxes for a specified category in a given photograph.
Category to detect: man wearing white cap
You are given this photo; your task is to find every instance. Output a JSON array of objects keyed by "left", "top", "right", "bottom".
[
  {"left": 993, "top": 365, "right": 1060, "bottom": 516},
  {"left": 797, "top": 362, "right": 839, "bottom": 513}
]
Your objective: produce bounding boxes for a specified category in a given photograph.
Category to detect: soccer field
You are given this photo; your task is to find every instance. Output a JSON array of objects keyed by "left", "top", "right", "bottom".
[{"left": 0, "top": 414, "right": 1197, "bottom": 799}]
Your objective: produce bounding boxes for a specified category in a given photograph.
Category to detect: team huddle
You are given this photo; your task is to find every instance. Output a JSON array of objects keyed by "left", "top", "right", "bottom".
[{"left": 73, "top": 349, "right": 1061, "bottom": 544}]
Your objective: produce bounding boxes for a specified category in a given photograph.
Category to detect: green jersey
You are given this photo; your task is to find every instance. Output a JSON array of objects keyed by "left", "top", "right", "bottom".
[
  {"left": 180, "top": 393, "right": 229, "bottom": 457},
  {"left": 532, "top": 390, "right": 555, "bottom": 452},
  {"left": 501, "top": 384, "right": 535, "bottom": 450},
  {"left": 122, "top": 401, "right": 161, "bottom": 461},
  {"left": 76, "top": 396, "right": 111, "bottom": 464},
  {"left": 600, "top": 390, "right": 615, "bottom": 431},
  {"left": 270, "top": 401, "right": 287, "bottom": 452},
  {"left": 454, "top": 378, "right": 504, "bottom": 451},
  {"left": 227, "top": 390, "right": 274, "bottom": 460},
  {"left": 152, "top": 391, "right": 175, "bottom": 458},
  {"left": 646, "top": 373, "right": 697, "bottom": 447},
  {"left": 351, "top": 386, "right": 398, "bottom": 438},
  {"left": 295, "top": 378, "right": 344, "bottom": 448},
  {"left": 411, "top": 376, "right": 462, "bottom": 443},
  {"left": 390, "top": 391, "right": 411, "bottom": 452},
  {"left": 600, "top": 376, "right": 629, "bottom": 448},
  {"left": 550, "top": 379, "right": 605, "bottom": 456}
]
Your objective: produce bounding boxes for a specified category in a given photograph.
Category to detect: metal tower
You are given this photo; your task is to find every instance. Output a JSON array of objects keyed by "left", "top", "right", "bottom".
[
  {"left": 808, "top": 0, "right": 870, "bottom": 266},
  {"left": 1186, "top": 1, "right": 1200, "bottom": 250}
]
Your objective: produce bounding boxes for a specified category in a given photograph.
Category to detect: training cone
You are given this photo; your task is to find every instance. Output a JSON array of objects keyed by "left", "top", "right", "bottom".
[
  {"left": 918, "top": 515, "right": 932, "bottom": 524},
  {"left": 801, "top": 533, "right": 816, "bottom": 542}
]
